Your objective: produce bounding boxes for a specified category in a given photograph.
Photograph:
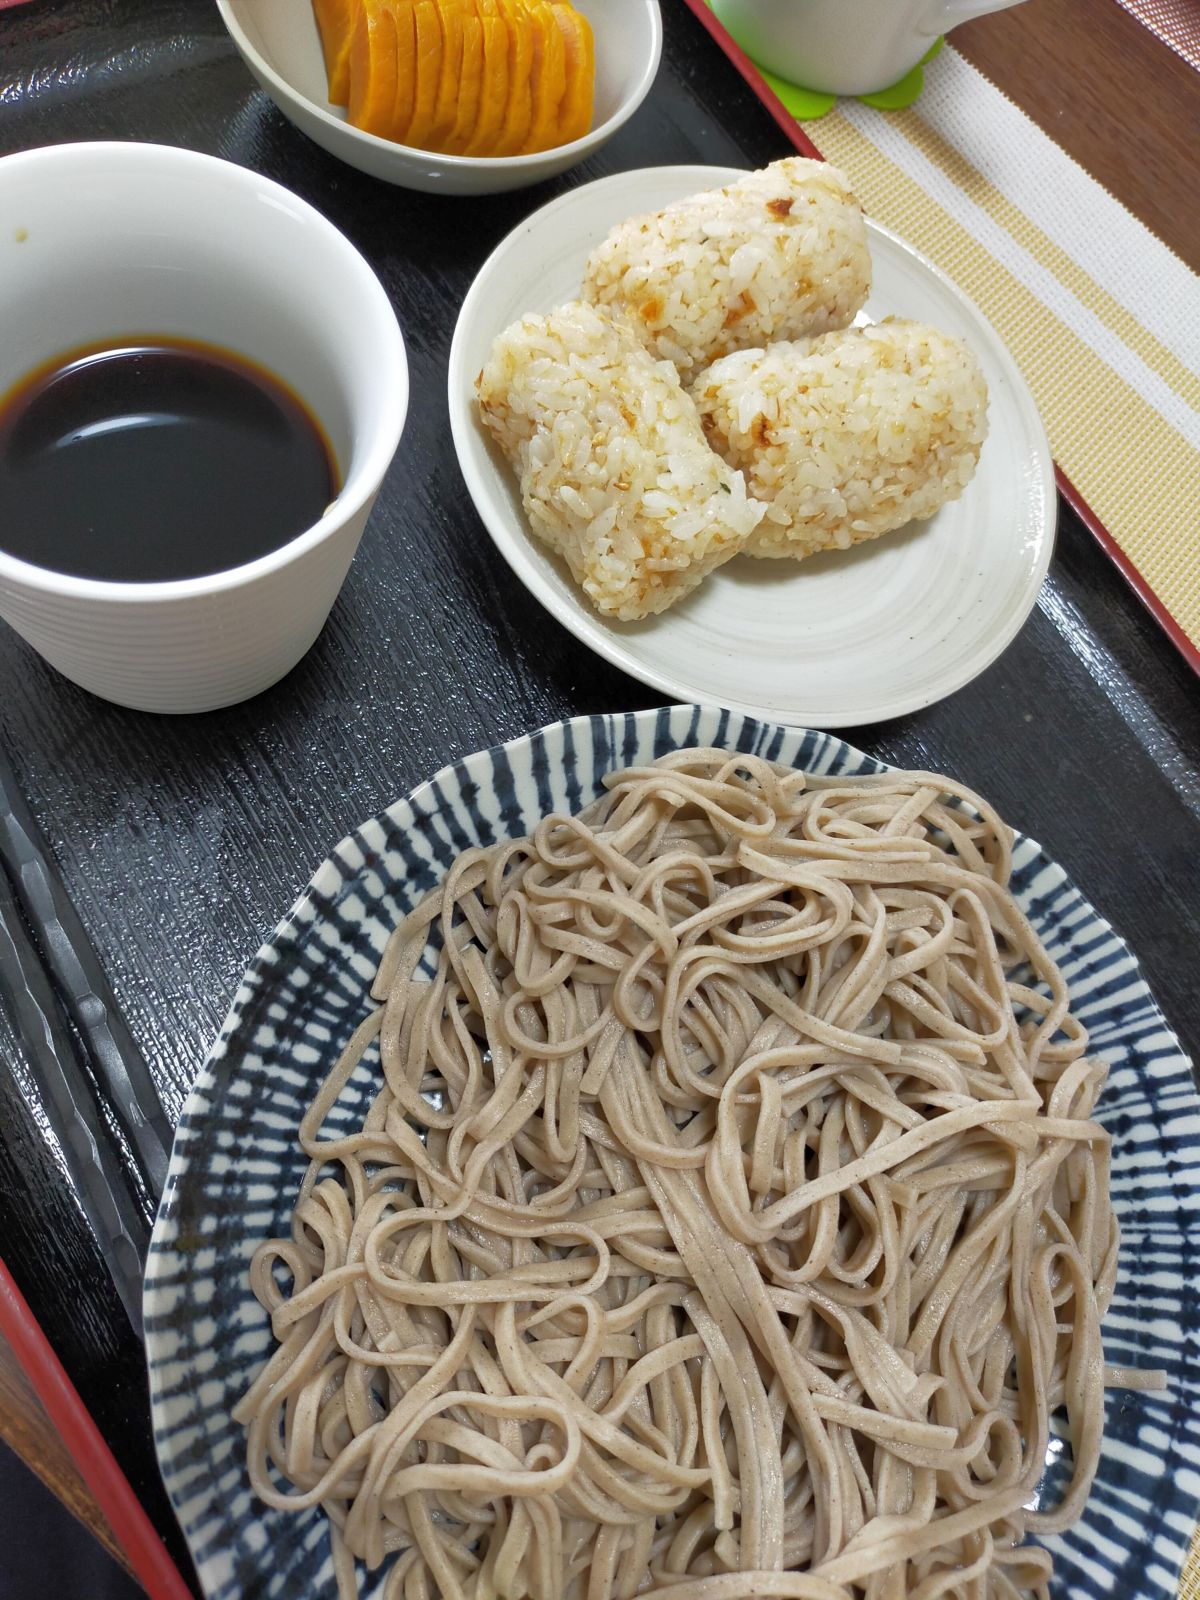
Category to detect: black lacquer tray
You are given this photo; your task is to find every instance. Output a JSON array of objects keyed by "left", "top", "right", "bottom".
[{"left": 0, "top": 3, "right": 1197, "bottom": 1592}]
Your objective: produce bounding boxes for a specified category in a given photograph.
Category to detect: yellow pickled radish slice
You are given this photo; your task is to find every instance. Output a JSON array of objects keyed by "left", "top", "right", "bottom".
[
  {"left": 405, "top": 0, "right": 444, "bottom": 148},
  {"left": 465, "top": 0, "right": 510, "bottom": 157},
  {"left": 493, "top": 0, "right": 535, "bottom": 156},
  {"left": 347, "top": 0, "right": 398, "bottom": 137}
]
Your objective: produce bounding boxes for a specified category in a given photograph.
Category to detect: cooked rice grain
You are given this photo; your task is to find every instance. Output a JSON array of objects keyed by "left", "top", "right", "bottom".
[
  {"left": 582, "top": 158, "right": 870, "bottom": 377},
  {"left": 477, "top": 302, "right": 763, "bottom": 620},
  {"left": 691, "top": 319, "right": 989, "bottom": 559}
]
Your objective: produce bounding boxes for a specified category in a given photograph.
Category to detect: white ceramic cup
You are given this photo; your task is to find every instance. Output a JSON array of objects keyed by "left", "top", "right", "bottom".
[
  {"left": 0, "top": 141, "right": 408, "bottom": 714},
  {"left": 712, "top": 0, "right": 1029, "bottom": 96}
]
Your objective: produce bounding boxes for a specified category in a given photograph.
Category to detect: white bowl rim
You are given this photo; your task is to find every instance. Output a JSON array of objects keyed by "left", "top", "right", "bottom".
[
  {"left": 215, "top": 0, "right": 664, "bottom": 172},
  {"left": 0, "top": 140, "right": 409, "bottom": 605}
]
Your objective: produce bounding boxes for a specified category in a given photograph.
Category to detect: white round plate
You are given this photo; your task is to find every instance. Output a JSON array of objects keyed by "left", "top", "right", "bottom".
[{"left": 448, "top": 165, "right": 1056, "bottom": 727}]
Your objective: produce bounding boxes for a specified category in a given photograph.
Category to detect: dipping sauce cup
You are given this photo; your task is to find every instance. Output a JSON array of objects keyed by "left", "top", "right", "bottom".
[{"left": 0, "top": 141, "right": 408, "bottom": 713}]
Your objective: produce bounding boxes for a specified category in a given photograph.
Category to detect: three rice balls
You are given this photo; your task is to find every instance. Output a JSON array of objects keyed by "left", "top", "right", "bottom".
[{"left": 477, "top": 159, "right": 988, "bottom": 621}]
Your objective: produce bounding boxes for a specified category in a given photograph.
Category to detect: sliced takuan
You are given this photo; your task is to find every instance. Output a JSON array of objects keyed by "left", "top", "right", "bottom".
[
  {"left": 313, "top": 0, "right": 355, "bottom": 105},
  {"left": 405, "top": 1, "right": 443, "bottom": 147},
  {"left": 391, "top": 0, "right": 418, "bottom": 141},
  {"left": 347, "top": 0, "right": 399, "bottom": 138},
  {"left": 465, "top": 0, "right": 509, "bottom": 157},
  {"left": 493, "top": 0, "right": 535, "bottom": 156},
  {"left": 427, "top": 0, "right": 468, "bottom": 148},
  {"left": 522, "top": 1, "right": 567, "bottom": 153},
  {"left": 446, "top": 8, "right": 485, "bottom": 154},
  {"left": 553, "top": 1, "right": 594, "bottom": 144}
]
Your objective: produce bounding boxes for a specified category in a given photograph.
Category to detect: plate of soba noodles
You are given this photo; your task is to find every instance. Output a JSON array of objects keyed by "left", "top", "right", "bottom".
[{"left": 144, "top": 706, "right": 1200, "bottom": 1600}]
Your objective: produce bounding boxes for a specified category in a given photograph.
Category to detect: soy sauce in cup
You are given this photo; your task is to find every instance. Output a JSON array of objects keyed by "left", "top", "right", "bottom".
[{"left": 0, "top": 337, "right": 339, "bottom": 582}]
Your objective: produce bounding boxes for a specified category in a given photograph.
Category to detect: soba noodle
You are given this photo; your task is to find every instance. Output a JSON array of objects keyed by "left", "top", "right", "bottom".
[{"left": 235, "top": 751, "right": 1157, "bottom": 1599}]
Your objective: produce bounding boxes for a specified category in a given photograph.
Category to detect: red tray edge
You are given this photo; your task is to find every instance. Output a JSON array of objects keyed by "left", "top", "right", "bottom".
[{"left": 0, "top": 1256, "right": 193, "bottom": 1600}]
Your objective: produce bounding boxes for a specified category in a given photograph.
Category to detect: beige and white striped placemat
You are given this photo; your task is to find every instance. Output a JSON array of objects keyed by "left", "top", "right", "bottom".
[{"left": 788, "top": 45, "right": 1200, "bottom": 664}]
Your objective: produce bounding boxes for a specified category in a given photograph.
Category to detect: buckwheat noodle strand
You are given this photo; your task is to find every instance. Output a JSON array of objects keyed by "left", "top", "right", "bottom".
[{"left": 235, "top": 751, "right": 1161, "bottom": 1600}]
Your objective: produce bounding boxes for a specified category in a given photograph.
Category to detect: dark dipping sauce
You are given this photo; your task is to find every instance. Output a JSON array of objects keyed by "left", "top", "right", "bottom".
[{"left": 0, "top": 337, "right": 339, "bottom": 582}]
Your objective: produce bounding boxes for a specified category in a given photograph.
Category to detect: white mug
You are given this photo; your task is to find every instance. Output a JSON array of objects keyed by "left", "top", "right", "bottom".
[{"left": 712, "top": 0, "right": 1030, "bottom": 97}]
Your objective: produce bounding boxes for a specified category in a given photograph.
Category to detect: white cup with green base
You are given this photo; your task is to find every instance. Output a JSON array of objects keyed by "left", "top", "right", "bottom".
[{"left": 712, "top": 0, "right": 1029, "bottom": 98}]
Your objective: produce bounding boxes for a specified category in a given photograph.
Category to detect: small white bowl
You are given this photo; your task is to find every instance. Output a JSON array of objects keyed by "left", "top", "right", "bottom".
[
  {"left": 216, "top": 0, "right": 663, "bottom": 195},
  {"left": 0, "top": 141, "right": 408, "bottom": 715}
]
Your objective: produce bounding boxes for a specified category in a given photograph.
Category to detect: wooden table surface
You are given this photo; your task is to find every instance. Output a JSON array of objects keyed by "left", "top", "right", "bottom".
[
  {"left": 955, "top": 0, "right": 1200, "bottom": 274},
  {"left": 0, "top": 0, "right": 1196, "bottom": 1589},
  {"left": 0, "top": 1329, "right": 134, "bottom": 1576}
]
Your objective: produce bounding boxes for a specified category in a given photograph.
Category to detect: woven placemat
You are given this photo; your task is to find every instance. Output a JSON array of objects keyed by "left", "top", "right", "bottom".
[{"left": 1181, "top": 1526, "right": 1200, "bottom": 1599}]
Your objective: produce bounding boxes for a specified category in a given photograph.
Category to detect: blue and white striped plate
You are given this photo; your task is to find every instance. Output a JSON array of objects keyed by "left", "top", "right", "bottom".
[{"left": 144, "top": 707, "right": 1200, "bottom": 1599}]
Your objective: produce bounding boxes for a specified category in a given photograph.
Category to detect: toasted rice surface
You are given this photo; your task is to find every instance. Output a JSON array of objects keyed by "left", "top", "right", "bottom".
[
  {"left": 582, "top": 159, "right": 871, "bottom": 378},
  {"left": 690, "top": 319, "right": 989, "bottom": 559},
  {"left": 477, "top": 301, "right": 764, "bottom": 620}
]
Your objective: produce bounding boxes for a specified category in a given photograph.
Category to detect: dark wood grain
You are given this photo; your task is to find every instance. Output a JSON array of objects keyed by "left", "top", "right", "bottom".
[
  {"left": 0, "top": 1331, "right": 135, "bottom": 1577},
  {"left": 954, "top": 0, "right": 1200, "bottom": 272},
  {"left": 0, "top": 0, "right": 1196, "bottom": 1589}
]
